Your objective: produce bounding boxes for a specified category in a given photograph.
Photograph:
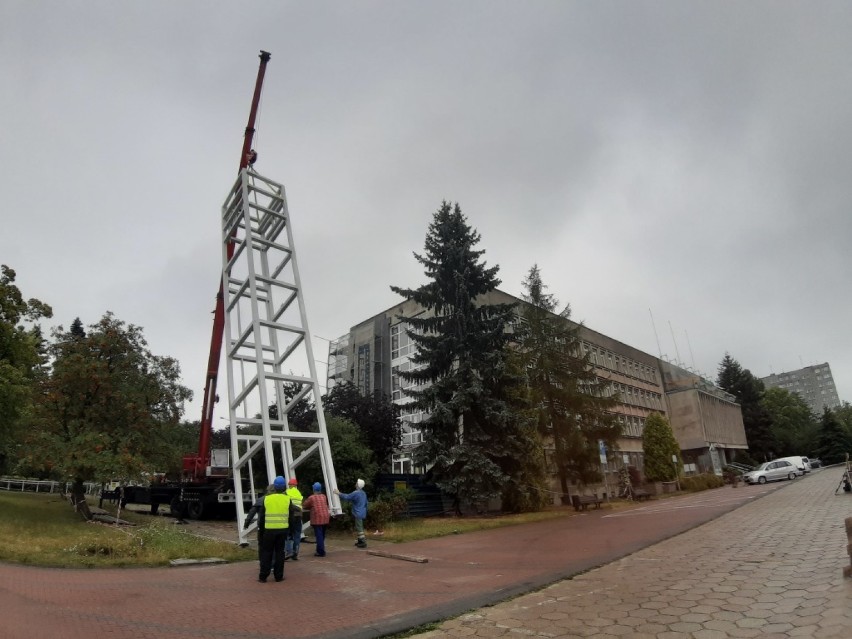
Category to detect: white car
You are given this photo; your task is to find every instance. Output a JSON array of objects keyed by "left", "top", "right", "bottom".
[
  {"left": 774, "top": 456, "right": 810, "bottom": 475},
  {"left": 743, "top": 460, "right": 798, "bottom": 484}
]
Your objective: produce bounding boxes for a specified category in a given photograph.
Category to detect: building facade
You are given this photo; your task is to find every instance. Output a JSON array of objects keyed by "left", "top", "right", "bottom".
[
  {"left": 760, "top": 363, "right": 842, "bottom": 415},
  {"left": 328, "top": 289, "right": 748, "bottom": 499}
]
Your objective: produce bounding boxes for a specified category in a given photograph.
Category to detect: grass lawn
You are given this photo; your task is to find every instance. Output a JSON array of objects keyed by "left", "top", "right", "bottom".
[
  {"left": 0, "top": 491, "right": 255, "bottom": 568},
  {"left": 1, "top": 490, "right": 643, "bottom": 567},
  {"left": 369, "top": 507, "right": 577, "bottom": 543}
]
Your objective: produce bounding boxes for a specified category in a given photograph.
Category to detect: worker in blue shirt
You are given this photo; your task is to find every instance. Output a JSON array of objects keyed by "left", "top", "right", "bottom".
[{"left": 334, "top": 478, "right": 368, "bottom": 548}]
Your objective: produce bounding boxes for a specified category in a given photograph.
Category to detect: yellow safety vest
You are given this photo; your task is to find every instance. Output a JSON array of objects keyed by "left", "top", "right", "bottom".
[
  {"left": 263, "top": 493, "right": 290, "bottom": 529},
  {"left": 286, "top": 487, "right": 303, "bottom": 514}
]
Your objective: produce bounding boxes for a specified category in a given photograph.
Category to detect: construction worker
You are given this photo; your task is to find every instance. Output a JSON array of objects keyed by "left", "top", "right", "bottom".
[
  {"left": 257, "top": 476, "right": 290, "bottom": 583},
  {"left": 285, "top": 478, "right": 304, "bottom": 560},
  {"left": 335, "top": 478, "right": 368, "bottom": 548},
  {"left": 302, "top": 482, "right": 330, "bottom": 557}
]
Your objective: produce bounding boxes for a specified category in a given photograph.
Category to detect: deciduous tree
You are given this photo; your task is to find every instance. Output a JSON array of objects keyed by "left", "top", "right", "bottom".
[
  {"left": 323, "top": 381, "right": 402, "bottom": 472},
  {"left": 294, "top": 415, "right": 378, "bottom": 496},
  {"left": 21, "top": 313, "right": 192, "bottom": 519},
  {"left": 0, "top": 265, "right": 52, "bottom": 473},
  {"left": 816, "top": 407, "right": 852, "bottom": 465},
  {"left": 762, "top": 387, "right": 818, "bottom": 457}
]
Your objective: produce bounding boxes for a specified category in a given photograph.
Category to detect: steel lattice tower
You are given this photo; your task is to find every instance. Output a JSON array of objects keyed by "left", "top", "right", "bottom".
[{"left": 221, "top": 167, "right": 341, "bottom": 544}]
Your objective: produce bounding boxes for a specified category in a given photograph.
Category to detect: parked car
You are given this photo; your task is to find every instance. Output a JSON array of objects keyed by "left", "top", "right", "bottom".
[
  {"left": 743, "top": 460, "right": 798, "bottom": 484},
  {"left": 774, "top": 456, "right": 810, "bottom": 475},
  {"left": 809, "top": 458, "right": 823, "bottom": 469}
]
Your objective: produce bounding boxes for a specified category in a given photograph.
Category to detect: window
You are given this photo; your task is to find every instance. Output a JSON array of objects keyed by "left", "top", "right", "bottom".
[
  {"left": 356, "top": 344, "right": 371, "bottom": 395},
  {"left": 391, "top": 322, "right": 417, "bottom": 360}
]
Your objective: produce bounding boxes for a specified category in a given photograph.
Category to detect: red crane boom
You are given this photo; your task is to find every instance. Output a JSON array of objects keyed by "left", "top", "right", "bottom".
[{"left": 184, "top": 50, "right": 272, "bottom": 481}]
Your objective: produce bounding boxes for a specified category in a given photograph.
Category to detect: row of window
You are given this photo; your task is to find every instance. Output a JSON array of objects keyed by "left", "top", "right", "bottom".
[
  {"left": 582, "top": 341, "right": 658, "bottom": 384},
  {"left": 390, "top": 323, "right": 417, "bottom": 360},
  {"left": 391, "top": 360, "right": 426, "bottom": 401},
  {"left": 605, "top": 382, "right": 664, "bottom": 410},
  {"left": 356, "top": 344, "right": 371, "bottom": 395},
  {"left": 618, "top": 414, "right": 646, "bottom": 438}
]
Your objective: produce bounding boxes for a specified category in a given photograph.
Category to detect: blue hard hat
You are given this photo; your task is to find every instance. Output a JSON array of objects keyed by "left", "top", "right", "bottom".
[
  {"left": 273, "top": 476, "right": 286, "bottom": 489},
  {"left": 313, "top": 482, "right": 322, "bottom": 492}
]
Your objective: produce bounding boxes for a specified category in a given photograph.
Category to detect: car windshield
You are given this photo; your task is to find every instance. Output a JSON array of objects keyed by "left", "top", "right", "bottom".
[{"left": 756, "top": 462, "right": 772, "bottom": 470}]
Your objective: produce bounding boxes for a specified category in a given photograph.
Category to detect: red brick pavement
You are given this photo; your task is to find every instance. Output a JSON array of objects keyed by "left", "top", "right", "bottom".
[{"left": 0, "top": 483, "right": 784, "bottom": 639}]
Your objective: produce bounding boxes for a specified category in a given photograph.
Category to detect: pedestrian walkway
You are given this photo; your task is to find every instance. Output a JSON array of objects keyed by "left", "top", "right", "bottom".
[
  {"left": 412, "top": 468, "right": 852, "bottom": 638},
  {"left": 0, "top": 469, "right": 849, "bottom": 639}
]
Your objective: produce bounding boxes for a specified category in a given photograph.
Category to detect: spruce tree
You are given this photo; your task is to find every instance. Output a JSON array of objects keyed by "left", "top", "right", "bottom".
[
  {"left": 717, "top": 353, "right": 776, "bottom": 461},
  {"left": 516, "top": 265, "right": 620, "bottom": 497},
  {"left": 390, "top": 201, "right": 524, "bottom": 513},
  {"left": 69, "top": 317, "right": 86, "bottom": 339}
]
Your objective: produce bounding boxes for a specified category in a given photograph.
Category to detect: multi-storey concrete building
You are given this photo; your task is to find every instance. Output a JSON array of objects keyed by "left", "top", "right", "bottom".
[
  {"left": 760, "top": 363, "right": 841, "bottom": 414},
  {"left": 327, "top": 289, "right": 748, "bottom": 500}
]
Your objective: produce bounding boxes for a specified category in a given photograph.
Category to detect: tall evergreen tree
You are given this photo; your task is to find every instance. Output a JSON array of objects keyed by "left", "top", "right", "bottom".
[
  {"left": 495, "top": 348, "right": 550, "bottom": 512},
  {"left": 69, "top": 317, "right": 86, "bottom": 339},
  {"left": 390, "top": 201, "right": 526, "bottom": 512},
  {"left": 716, "top": 353, "right": 776, "bottom": 461},
  {"left": 516, "top": 265, "right": 620, "bottom": 497}
]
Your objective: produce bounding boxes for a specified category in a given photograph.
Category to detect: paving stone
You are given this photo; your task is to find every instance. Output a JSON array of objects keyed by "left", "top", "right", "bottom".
[{"left": 4, "top": 470, "right": 851, "bottom": 639}]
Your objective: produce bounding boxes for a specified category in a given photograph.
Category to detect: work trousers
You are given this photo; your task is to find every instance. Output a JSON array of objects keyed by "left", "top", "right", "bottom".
[
  {"left": 259, "top": 529, "right": 287, "bottom": 581},
  {"left": 285, "top": 517, "right": 303, "bottom": 557},
  {"left": 313, "top": 524, "right": 327, "bottom": 556}
]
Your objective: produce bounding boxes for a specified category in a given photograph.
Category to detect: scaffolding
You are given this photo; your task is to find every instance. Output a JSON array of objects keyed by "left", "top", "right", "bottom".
[{"left": 221, "top": 167, "right": 341, "bottom": 544}]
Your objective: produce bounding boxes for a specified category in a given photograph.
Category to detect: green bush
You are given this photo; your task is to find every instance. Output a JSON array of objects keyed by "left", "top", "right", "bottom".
[
  {"left": 680, "top": 473, "right": 725, "bottom": 492},
  {"left": 366, "top": 489, "right": 413, "bottom": 530}
]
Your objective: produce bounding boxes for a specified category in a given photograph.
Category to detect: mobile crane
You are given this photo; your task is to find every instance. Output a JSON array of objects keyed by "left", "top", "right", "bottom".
[{"left": 125, "top": 52, "right": 341, "bottom": 528}]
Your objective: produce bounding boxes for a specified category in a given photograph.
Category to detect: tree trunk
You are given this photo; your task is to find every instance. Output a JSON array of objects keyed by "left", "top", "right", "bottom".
[{"left": 71, "top": 478, "right": 93, "bottom": 520}]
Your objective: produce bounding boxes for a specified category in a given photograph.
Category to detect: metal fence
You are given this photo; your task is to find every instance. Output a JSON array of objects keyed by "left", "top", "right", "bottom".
[{"left": 0, "top": 477, "right": 100, "bottom": 495}]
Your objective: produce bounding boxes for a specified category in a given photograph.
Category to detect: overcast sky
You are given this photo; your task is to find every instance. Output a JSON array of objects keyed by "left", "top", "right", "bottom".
[{"left": 2, "top": 1, "right": 850, "bottom": 422}]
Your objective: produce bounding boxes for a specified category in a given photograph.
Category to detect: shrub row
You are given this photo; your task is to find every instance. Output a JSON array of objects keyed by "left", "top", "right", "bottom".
[{"left": 679, "top": 473, "right": 725, "bottom": 492}]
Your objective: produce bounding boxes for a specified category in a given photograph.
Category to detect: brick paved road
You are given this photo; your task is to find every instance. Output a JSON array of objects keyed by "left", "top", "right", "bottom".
[
  {"left": 411, "top": 468, "right": 852, "bottom": 638},
  {"left": 1, "top": 471, "right": 848, "bottom": 639}
]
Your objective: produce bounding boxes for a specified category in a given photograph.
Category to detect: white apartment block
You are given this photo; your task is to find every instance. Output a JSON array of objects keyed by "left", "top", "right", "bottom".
[{"left": 761, "top": 363, "right": 841, "bottom": 414}]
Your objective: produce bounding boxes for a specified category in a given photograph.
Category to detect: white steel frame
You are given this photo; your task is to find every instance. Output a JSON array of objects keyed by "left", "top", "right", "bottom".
[{"left": 221, "top": 167, "right": 341, "bottom": 545}]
